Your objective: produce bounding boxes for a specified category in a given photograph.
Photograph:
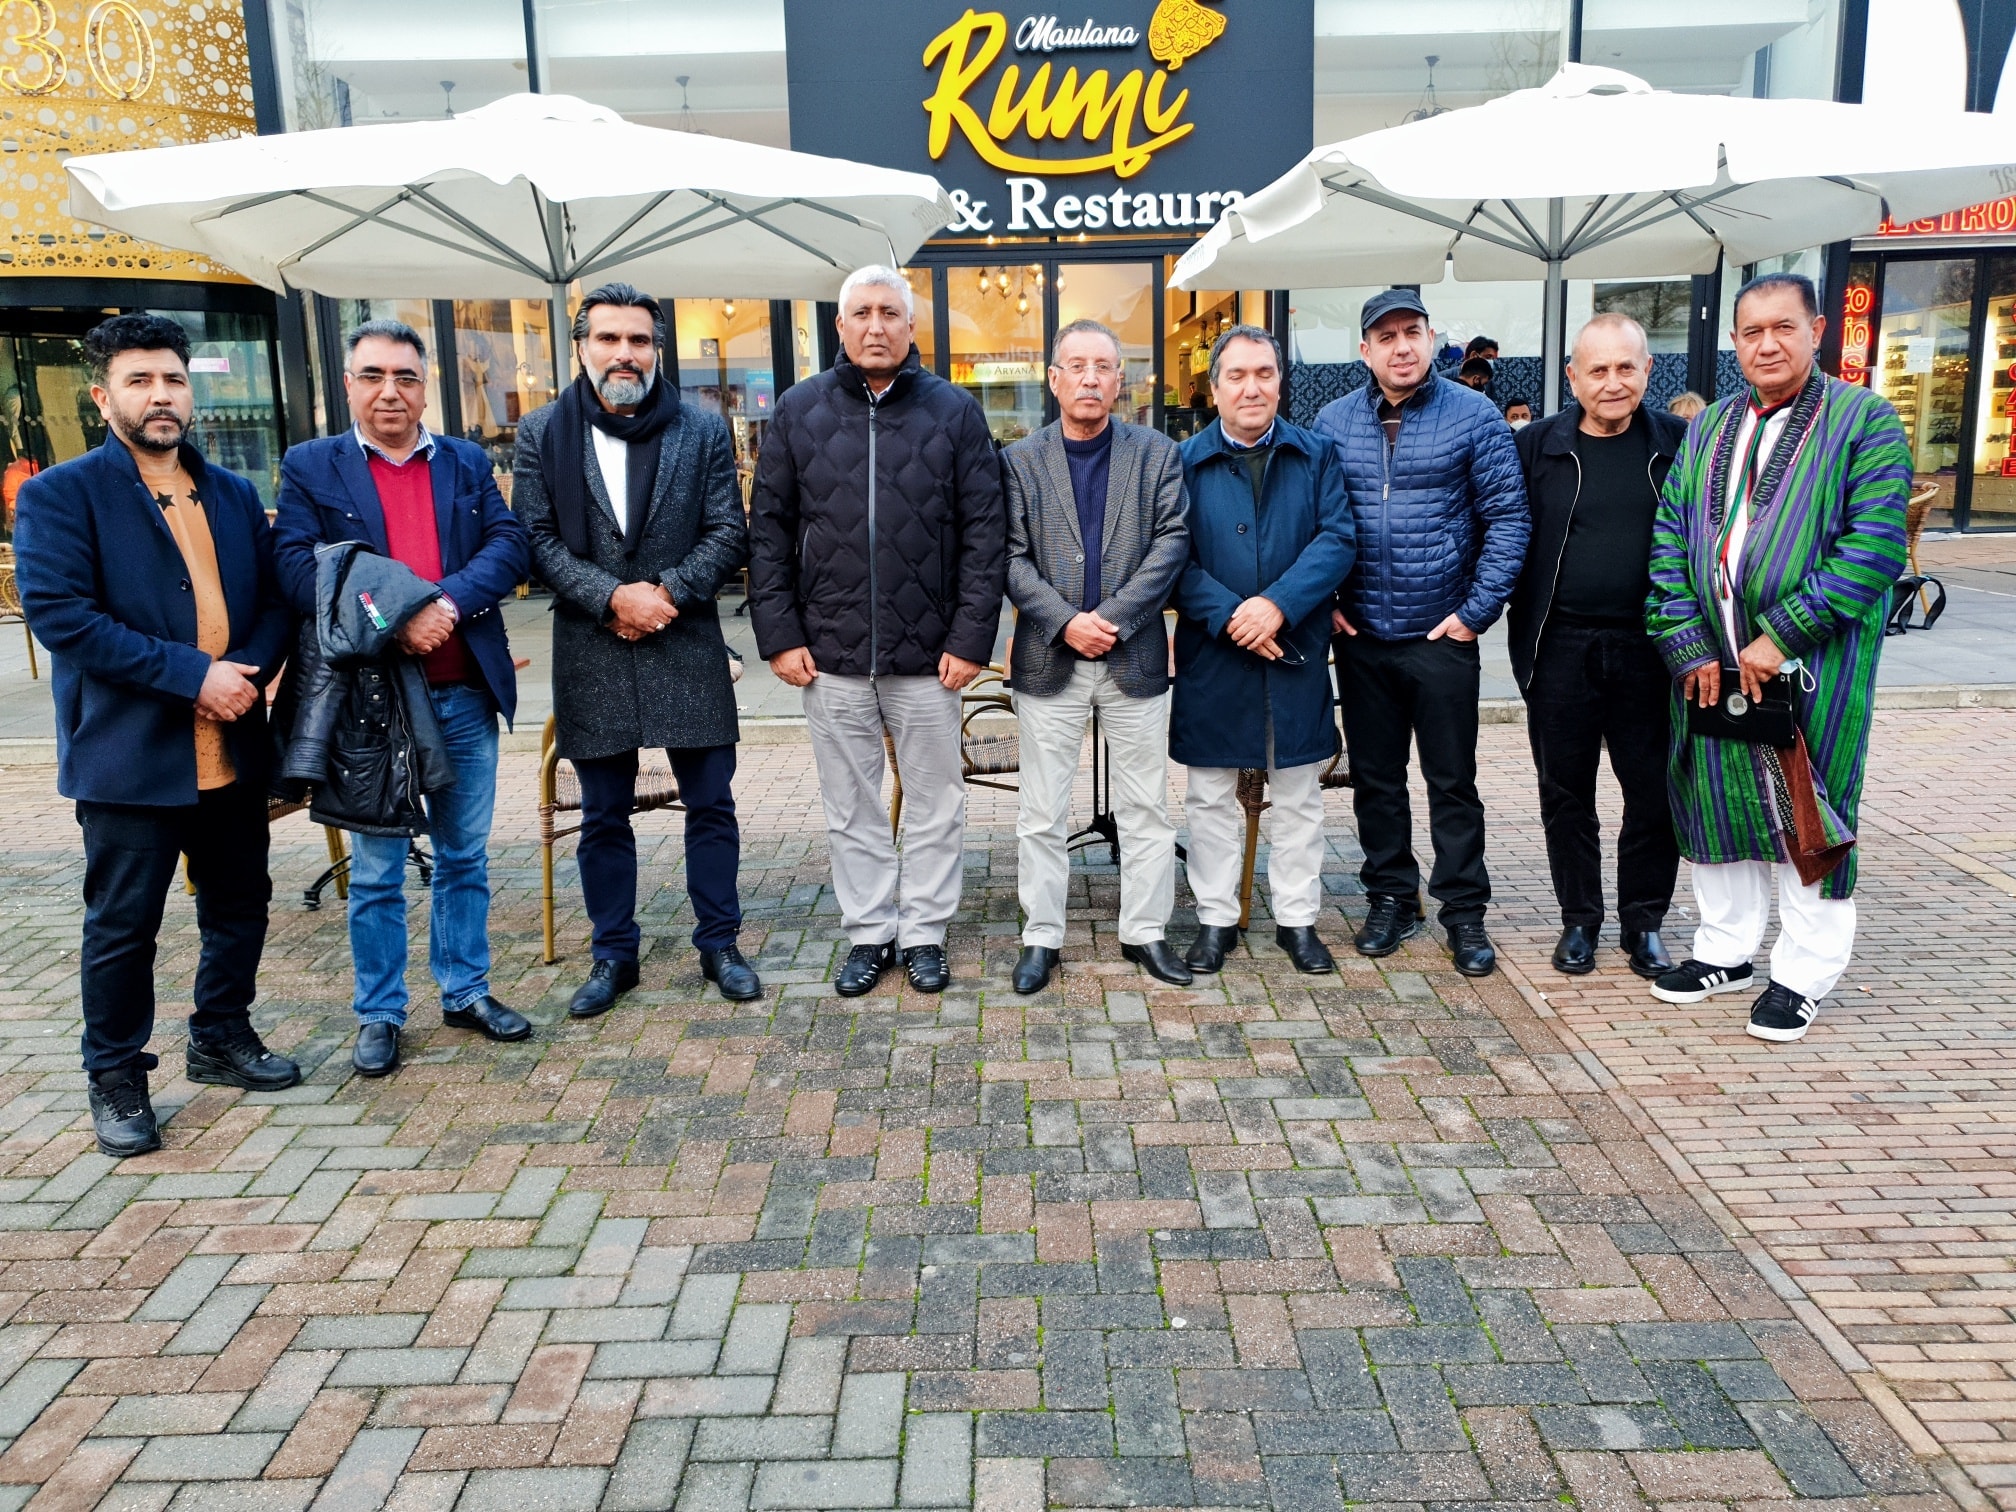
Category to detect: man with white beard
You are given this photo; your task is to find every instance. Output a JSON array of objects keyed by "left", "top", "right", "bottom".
[{"left": 515, "top": 283, "right": 760, "bottom": 1019}]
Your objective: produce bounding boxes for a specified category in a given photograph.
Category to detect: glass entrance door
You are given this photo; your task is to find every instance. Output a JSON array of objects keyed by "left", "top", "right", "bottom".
[
  {"left": 947, "top": 262, "right": 1046, "bottom": 445},
  {"left": 1056, "top": 262, "right": 1156, "bottom": 429},
  {"left": 1972, "top": 256, "right": 2016, "bottom": 528},
  {"left": 1875, "top": 258, "right": 1975, "bottom": 523}
]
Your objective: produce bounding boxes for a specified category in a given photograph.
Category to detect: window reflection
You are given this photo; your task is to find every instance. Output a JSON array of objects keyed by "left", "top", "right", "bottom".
[{"left": 453, "top": 300, "right": 559, "bottom": 493}]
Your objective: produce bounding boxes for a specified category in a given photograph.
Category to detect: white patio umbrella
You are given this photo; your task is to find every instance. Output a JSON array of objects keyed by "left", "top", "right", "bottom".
[
  {"left": 64, "top": 91, "right": 954, "bottom": 372},
  {"left": 1172, "top": 64, "right": 2016, "bottom": 412}
]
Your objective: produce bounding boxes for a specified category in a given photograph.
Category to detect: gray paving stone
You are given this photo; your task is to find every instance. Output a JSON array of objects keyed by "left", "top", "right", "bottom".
[
  {"left": 326, "top": 1347, "right": 467, "bottom": 1387},
  {"left": 1557, "top": 1325, "right": 1653, "bottom": 1403},
  {"left": 644, "top": 1376, "right": 776, "bottom": 1416},
  {"left": 1531, "top": 1405, "right": 1686, "bottom": 1450},
  {"left": 900, "top": 1412, "right": 971, "bottom": 1507},
  {"left": 1052, "top": 1456, "right": 1197, "bottom": 1509},
  {"left": 671, "top": 1272, "right": 741, "bottom": 1338},
  {"left": 500, "top": 1276, "right": 623, "bottom": 1310},
  {"left": 974, "top": 1411, "right": 1112, "bottom": 1458},
  {"left": 589, "top": 1339, "right": 719, "bottom": 1378},
  {"left": 541, "top": 1305, "right": 670, "bottom": 1342},
  {"left": 231, "top": 1350, "right": 339, "bottom": 1433},
  {"left": 618, "top": 1245, "right": 692, "bottom": 1307},
  {"left": 303, "top": 1427, "right": 421, "bottom": 1512},
  {"left": 133, "top": 1253, "right": 237, "bottom": 1323},
  {"left": 606, "top": 1419, "right": 695, "bottom": 1512},
  {"left": 1254, "top": 1411, "right": 1402, "bottom": 1455},
  {"left": 1363, "top": 1326, "right": 1496, "bottom": 1366},
  {"left": 1112, "top": 1367, "right": 1185, "bottom": 1457},
  {"left": 693, "top": 1415, "right": 834, "bottom": 1460},
  {"left": 679, "top": 1462, "right": 756, "bottom": 1512},
  {"left": 751, "top": 1460, "right": 899, "bottom": 1510},
  {"left": 1262, "top": 1454, "right": 1344, "bottom": 1512},
  {"left": 0, "top": 1357, "right": 82, "bottom": 1435},
  {"left": 1617, "top": 1322, "right": 1761, "bottom": 1361},
  {"left": 460, "top": 1310, "right": 546, "bottom": 1384},
  {"left": 1378, "top": 1366, "right": 1468, "bottom": 1450},
  {"left": 495, "top": 1166, "right": 567, "bottom": 1219},
  {"left": 1739, "top": 1400, "right": 1867, "bottom": 1496},
  {"left": 774, "top": 1336, "right": 848, "bottom": 1414},
  {"left": 298, "top": 1314, "right": 427, "bottom": 1350},
  {"left": 164, "top": 1284, "right": 270, "bottom": 1356},
  {"left": 460, "top": 1246, "right": 579, "bottom": 1279},
  {"left": 1641, "top": 1360, "right": 1756, "bottom": 1448},
  {"left": 456, "top": 1468, "right": 609, "bottom": 1511},
  {"left": 718, "top": 1302, "right": 793, "bottom": 1374},
  {"left": 124, "top": 1432, "right": 281, "bottom": 1481},
  {"left": 833, "top": 1373, "right": 905, "bottom": 1458}
]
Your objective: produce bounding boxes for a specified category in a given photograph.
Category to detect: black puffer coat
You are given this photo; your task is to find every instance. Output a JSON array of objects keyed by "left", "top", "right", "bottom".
[
  {"left": 747, "top": 347, "right": 1007, "bottom": 677},
  {"left": 274, "top": 542, "right": 456, "bottom": 837}
]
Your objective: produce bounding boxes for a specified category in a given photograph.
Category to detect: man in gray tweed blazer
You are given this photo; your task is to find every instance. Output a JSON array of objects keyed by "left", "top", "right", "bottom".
[
  {"left": 514, "top": 284, "right": 760, "bottom": 1016},
  {"left": 1003, "top": 319, "right": 1191, "bottom": 994}
]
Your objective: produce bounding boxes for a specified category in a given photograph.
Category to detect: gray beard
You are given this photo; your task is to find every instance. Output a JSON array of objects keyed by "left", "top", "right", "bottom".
[{"left": 595, "top": 368, "right": 654, "bottom": 408}]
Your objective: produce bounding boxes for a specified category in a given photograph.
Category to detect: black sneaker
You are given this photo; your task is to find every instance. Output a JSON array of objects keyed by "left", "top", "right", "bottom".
[
  {"left": 88, "top": 1066, "right": 161, "bottom": 1158},
  {"left": 835, "top": 941, "right": 895, "bottom": 997},
  {"left": 1746, "top": 980, "right": 1819, "bottom": 1043},
  {"left": 1353, "top": 893, "right": 1423, "bottom": 957},
  {"left": 902, "top": 944, "right": 950, "bottom": 993},
  {"left": 186, "top": 1021, "right": 302, "bottom": 1091},
  {"left": 1649, "top": 958, "right": 1755, "bottom": 1004}
]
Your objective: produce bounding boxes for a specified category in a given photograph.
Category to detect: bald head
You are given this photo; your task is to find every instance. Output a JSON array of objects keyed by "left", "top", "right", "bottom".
[{"left": 1567, "top": 313, "right": 1651, "bottom": 434}]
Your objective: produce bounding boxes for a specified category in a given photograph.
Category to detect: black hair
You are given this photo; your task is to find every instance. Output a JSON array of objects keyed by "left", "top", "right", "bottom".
[
  {"left": 1733, "top": 271, "right": 1819, "bottom": 321},
  {"left": 573, "top": 282, "right": 665, "bottom": 345},
  {"left": 1206, "top": 323, "right": 1282, "bottom": 386},
  {"left": 345, "top": 318, "right": 426, "bottom": 364},
  {"left": 1464, "top": 335, "right": 1499, "bottom": 357},
  {"left": 1458, "top": 356, "right": 1495, "bottom": 380},
  {"left": 1502, "top": 396, "right": 1533, "bottom": 414},
  {"left": 81, "top": 313, "right": 190, "bottom": 385}
]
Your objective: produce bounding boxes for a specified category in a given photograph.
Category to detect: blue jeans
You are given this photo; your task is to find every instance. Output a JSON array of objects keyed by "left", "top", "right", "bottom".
[{"left": 348, "top": 683, "right": 500, "bottom": 1026}]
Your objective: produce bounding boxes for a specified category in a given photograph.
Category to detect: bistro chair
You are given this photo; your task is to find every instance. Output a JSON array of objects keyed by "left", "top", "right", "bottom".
[
  {"left": 539, "top": 714, "right": 683, "bottom": 964},
  {"left": 0, "top": 544, "right": 38, "bottom": 679}
]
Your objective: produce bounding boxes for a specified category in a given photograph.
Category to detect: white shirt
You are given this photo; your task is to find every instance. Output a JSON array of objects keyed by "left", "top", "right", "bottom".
[
  {"left": 1718, "top": 402, "right": 1793, "bottom": 657},
  {"left": 591, "top": 427, "right": 628, "bottom": 535}
]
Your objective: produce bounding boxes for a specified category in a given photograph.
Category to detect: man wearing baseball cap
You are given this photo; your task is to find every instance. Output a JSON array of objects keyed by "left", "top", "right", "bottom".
[{"left": 1313, "top": 289, "right": 1530, "bottom": 976}]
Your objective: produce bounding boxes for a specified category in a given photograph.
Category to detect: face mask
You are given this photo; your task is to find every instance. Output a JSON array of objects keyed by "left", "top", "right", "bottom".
[{"left": 1508, "top": 418, "right": 1530, "bottom": 430}]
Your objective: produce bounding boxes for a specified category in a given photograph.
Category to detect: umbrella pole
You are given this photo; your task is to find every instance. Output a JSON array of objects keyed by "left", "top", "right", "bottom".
[
  {"left": 1542, "top": 200, "right": 1566, "bottom": 416},
  {"left": 549, "top": 282, "right": 574, "bottom": 387}
]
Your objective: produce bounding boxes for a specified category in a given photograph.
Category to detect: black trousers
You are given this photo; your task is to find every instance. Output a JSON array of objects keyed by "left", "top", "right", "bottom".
[
  {"left": 1522, "top": 620, "right": 1679, "bottom": 933},
  {"left": 76, "top": 782, "right": 271, "bottom": 1075},
  {"left": 572, "top": 744, "right": 743, "bottom": 959},
  {"left": 1336, "top": 633, "right": 1489, "bottom": 925}
]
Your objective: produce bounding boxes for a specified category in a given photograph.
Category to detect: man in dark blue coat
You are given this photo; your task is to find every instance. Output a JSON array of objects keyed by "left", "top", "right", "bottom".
[
  {"left": 1174, "top": 326, "right": 1355, "bottom": 976},
  {"left": 15, "top": 314, "right": 299, "bottom": 1157},
  {"left": 1313, "top": 290, "right": 1530, "bottom": 977},
  {"left": 273, "top": 318, "right": 530, "bottom": 1078}
]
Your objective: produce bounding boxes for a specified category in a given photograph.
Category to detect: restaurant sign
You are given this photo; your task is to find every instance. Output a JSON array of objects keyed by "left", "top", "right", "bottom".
[
  {"left": 783, "top": 1, "right": 1314, "bottom": 238},
  {"left": 1875, "top": 197, "right": 2016, "bottom": 238}
]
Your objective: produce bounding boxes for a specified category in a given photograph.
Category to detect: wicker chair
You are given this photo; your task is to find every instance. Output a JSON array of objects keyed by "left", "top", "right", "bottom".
[
  {"left": 1231, "top": 651, "right": 1354, "bottom": 929},
  {"left": 0, "top": 543, "right": 37, "bottom": 679},
  {"left": 539, "top": 714, "right": 684, "bottom": 964}
]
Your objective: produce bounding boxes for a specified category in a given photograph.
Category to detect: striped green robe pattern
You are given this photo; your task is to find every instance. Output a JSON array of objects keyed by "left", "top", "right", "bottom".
[{"left": 1646, "top": 369, "right": 1911, "bottom": 898}]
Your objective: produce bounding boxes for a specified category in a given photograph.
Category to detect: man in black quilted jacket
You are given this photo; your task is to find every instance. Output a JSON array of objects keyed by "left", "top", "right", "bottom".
[
  {"left": 748, "top": 266, "right": 1008, "bottom": 997},
  {"left": 1313, "top": 289, "right": 1530, "bottom": 978}
]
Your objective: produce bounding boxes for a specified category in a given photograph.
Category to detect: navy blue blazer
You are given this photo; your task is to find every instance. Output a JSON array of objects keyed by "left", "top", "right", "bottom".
[
  {"left": 14, "top": 436, "right": 294, "bottom": 806},
  {"left": 272, "top": 432, "right": 529, "bottom": 725}
]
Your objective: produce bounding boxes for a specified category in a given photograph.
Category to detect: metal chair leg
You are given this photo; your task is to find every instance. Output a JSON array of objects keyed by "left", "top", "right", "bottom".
[
  {"left": 22, "top": 622, "right": 36, "bottom": 680},
  {"left": 323, "top": 826, "right": 349, "bottom": 901}
]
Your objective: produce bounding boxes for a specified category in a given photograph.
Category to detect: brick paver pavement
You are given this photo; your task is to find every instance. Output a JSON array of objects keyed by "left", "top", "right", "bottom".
[{"left": 0, "top": 710, "right": 2004, "bottom": 1512}]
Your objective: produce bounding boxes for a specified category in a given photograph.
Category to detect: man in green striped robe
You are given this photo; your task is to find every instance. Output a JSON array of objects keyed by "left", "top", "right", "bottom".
[{"left": 1644, "top": 272, "right": 1911, "bottom": 1044}]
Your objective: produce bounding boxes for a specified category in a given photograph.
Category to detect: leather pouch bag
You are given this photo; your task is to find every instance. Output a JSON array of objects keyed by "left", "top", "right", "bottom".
[{"left": 1687, "top": 672, "right": 1796, "bottom": 749}]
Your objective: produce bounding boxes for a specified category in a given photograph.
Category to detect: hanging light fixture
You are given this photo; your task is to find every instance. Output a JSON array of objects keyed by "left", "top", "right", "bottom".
[
  {"left": 978, "top": 266, "right": 989, "bottom": 294},
  {"left": 1016, "top": 293, "right": 1029, "bottom": 315},
  {"left": 997, "top": 271, "right": 1010, "bottom": 293},
  {"left": 724, "top": 299, "right": 736, "bottom": 318}
]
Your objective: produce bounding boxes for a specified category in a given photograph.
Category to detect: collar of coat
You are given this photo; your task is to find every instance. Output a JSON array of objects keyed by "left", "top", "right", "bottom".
[
  {"left": 833, "top": 345, "right": 925, "bottom": 404},
  {"left": 1191, "top": 415, "right": 1318, "bottom": 464},
  {"left": 1361, "top": 365, "right": 1440, "bottom": 415},
  {"left": 1533, "top": 400, "right": 1684, "bottom": 460},
  {"left": 99, "top": 431, "right": 215, "bottom": 495}
]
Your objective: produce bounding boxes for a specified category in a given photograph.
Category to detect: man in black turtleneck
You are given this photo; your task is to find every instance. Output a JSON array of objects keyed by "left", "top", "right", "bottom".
[{"left": 1508, "top": 313, "right": 1686, "bottom": 980}]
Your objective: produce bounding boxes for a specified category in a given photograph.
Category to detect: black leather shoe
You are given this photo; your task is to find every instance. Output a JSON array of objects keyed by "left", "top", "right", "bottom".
[
  {"left": 701, "top": 945, "right": 762, "bottom": 1002},
  {"left": 1185, "top": 925, "right": 1241, "bottom": 975},
  {"left": 186, "top": 1021, "right": 301, "bottom": 1091},
  {"left": 1622, "top": 929, "right": 1673, "bottom": 980},
  {"left": 568, "top": 958, "right": 639, "bottom": 1019},
  {"left": 835, "top": 941, "right": 895, "bottom": 997},
  {"left": 1013, "top": 946, "right": 1059, "bottom": 994},
  {"left": 1121, "top": 939, "right": 1193, "bottom": 986},
  {"left": 1448, "top": 921, "right": 1497, "bottom": 977},
  {"left": 1275, "top": 925, "right": 1336, "bottom": 974},
  {"left": 442, "top": 996, "right": 532, "bottom": 1042},
  {"left": 88, "top": 1067, "right": 161, "bottom": 1158},
  {"left": 1552, "top": 925, "right": 1598, "bottom": 976},
  {"left": 903, "top": 944, "right": 950, "bottom": 993},
  {"left": 1353, "top": 893, "right": 1424, "bottom": 957},
  {"left": 352, "top": 1022, "right": 400, "bottom": 1078}
]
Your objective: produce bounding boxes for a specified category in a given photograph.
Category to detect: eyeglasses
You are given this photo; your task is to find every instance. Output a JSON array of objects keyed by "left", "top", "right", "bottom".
[
  {"left": 1054, "top": 361, "right": 1121, "bottom": 378},
  {"left": 1270, "top": 643, "right": 1309, "bottom": 667},
  {"left": 351, "top": 369, "right": 425, "bottom": 393}
]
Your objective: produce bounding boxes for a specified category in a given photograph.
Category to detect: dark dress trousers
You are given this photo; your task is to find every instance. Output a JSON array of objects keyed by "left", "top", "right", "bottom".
[
  {"left": 13, "top": 438, "right": 293, "bottom": 1073},
  {"left": 1509, "top": 402, "right": 1685, "bottom": 932},
  {"left": 513, "top": 398, "right": 750, "bottom": 958}
]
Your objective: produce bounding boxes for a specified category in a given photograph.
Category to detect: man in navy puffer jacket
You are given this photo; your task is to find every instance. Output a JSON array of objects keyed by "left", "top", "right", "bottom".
[{"left": 1313, "top": 289, "right": 1530, "bottom": 977}]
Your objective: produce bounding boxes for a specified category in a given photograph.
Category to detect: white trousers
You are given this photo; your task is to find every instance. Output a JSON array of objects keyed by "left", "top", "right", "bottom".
[
  {"left": 1692, "top": 859, "right": 1856, "bottom": 1000},
  {"left": 1013, "top": 661, "right": 1176, "bottom": 948},
  {"left": 1185, "top": 759, "right": 1328, "bottom": 928},
  {"left": 802, "top": 673, "right": 965, "bottom": 949}
]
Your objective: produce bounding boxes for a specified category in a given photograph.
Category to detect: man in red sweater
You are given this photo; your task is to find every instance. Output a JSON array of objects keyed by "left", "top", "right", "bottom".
[{"left": 273, "top": 320, "right": 530, "bottom": 1077}]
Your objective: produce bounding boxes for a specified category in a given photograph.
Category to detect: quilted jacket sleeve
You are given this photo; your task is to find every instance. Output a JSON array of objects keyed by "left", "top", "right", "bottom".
[
  {"left": 1454, "top": 413, "right": 1530, "bottom": 634},
  {"left": 947, "top": 399, "right": 1009, "bottom": 666}
]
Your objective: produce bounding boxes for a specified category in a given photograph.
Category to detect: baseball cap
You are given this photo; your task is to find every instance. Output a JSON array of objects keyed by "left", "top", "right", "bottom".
[{"left": 1360, "top": 288, "right": 1431, "bottom": 332}]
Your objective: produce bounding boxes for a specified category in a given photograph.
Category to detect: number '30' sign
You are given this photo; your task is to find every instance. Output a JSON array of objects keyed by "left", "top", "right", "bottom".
[{"left": 1, "top": 0, "right": 156, "bottom": 101}]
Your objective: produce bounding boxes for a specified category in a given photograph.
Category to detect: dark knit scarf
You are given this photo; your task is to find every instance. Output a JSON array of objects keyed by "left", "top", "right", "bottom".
[{"left": 541, "top": 369, "right": 680, "bottom": 556}]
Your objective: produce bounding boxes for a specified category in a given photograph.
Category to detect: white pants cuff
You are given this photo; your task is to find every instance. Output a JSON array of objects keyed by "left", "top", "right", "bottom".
[
  {"left": 1184, "top": 760, "right": 1327, "bottom": 928},
  {"left": 1691, "top": 859, "right": 1855, "bottom": 1000}
]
